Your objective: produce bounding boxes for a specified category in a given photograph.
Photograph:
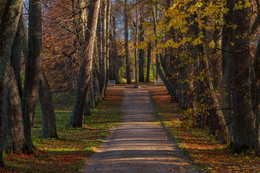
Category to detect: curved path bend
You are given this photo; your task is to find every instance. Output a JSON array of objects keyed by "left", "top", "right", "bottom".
[{"left": 81, "top": 88, "right": 198, "bottom": 173}]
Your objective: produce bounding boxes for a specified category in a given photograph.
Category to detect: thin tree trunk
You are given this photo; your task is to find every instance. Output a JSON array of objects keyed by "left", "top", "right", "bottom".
[
  {"left": 0, "top": 73, "right": 7, "bottom": 167},
  {"left": 68, "top": 0, "right": 100, "bottom": 127},
  {"left": 22, "top": 0, "right": 43, "bottom": 154},
  {"left": 112, "top": 16, "right": 120, "bottom": 84},
  {"left": 105, "top": 0, "right": 111, "bottom": 90},
  {"left": 134, "top": 3, "right": 139, "bottom": 88},
  {"left": 146, "top": 42, "right": 151, "bottom": 82},
  {"left": 125, "top": 0, "right": 131, "bottom": 83},
  {"left": 100, "top": 0, "right": 107, "bottom": 99},
  {"left": 138, "top": 19, "right": 145, "bottom": 82},
  {"left": 39, "top": 70, "right": 58, "bottom": 138},
  {"left": 84, "top": 88, "right": 91, "bottom": 116}
]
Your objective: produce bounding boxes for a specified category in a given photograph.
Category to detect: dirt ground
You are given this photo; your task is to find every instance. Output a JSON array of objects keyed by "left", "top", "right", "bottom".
[{"left": 81, "top": 86, "right": 198, "bottom": 173}]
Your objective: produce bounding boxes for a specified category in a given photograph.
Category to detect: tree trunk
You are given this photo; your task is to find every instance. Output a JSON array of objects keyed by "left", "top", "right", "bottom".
[
  {"left": 0, "top": 72, "right": 7, "bottom": 167},
  {"left": 138, "top": 19, "right": 145, "bottom": 82},
  {"left": 146, "top": 42, "right": 151, "bottom": 82},
  {"left": 0, "top": 0, "right": 23, "bottom": 86},
  {"left": 39, "top": 70, "right": 58, "bottom": 138},
  {"left": 22, "top": 0, "right": 43, "bottom": 154},
  {"left": 84, "top": 88, "right": 91, "bottom": 116},
  {"left": 112, "top": 16, "right": 120, "bottom": 84},
  {"left": 100, "top": 0, "right": 107, "bottom": 99},
  {"left": 68, "top": 0, "right": 100, "bottom": 127},
  {"left": 125, "top": 0, "right": 131, "bottom": 83},
  {"left": 4, "top": 60, "right": 25, "bottom": 154},
  {"left": 227, "top": 0, "right": 256, "bottom": 152},
  {"left": 11, "top": 14, "right": 23, "bottom": 97},
  {"left": 253, "top": 41, "right": 260, "bottom": 155},
  {"left": 222, "top": 0, "right": 234, "bottom": 129},
  {"left": 105, "top": 0, "right": 111, "bottom": 90}
]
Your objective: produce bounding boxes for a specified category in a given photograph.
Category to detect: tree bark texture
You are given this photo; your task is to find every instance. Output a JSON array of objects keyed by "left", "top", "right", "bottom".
[
  {"left": 125, "top": 0, "right": 131, "bottom": 83},
  {"left": 11, "top": 15, "right": 24, "bottom": 97},
  {"left": 0, "top": 0, "right": 23, "bottom": 86},
  {"left": 138, "top": 20, "right": 145, "bottom": 82},
  {"left": 38, "top": 70, "right": 58, "bottom": 138},
  {"left": 22, "top": 0, "right": 43, "bottom": 154},
  {"left": 100, "top": 0, "right": 107, "bottom": 99},
  {"left": 253, "top": 41, "right": 260, "bottom": 154},
  {"left": 68, "top": 0, "right": 100, "bottom": 127},
  {"left": 227, "top": 0, "right": 256, "bottom": 152},
  {"left": 4, "top": 61, "right": 25, "bottom": 154},
  {"left": 146, "top": 42, "right": 151, "bottom": 82}
]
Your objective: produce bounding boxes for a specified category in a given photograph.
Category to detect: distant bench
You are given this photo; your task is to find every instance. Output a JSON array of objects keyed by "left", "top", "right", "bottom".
[
  {"left": 108, "top": 80, "right": 116, "bottom": 86},
  {"left": 154, "top": 79, "right": 164, "bottom": 86}
]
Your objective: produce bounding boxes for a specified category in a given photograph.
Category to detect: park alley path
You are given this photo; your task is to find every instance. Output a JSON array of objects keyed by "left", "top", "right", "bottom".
[{"left": 81, "top": 88, "right": 199, "bottom": 173}]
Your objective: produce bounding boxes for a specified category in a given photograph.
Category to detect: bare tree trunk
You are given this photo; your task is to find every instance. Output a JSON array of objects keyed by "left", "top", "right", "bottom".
[
  {"left": 0, "top": 0, "right": 23, "bottom": 86},
  {"left": 11, "top": 14, "right": 23, "bottom": 97},
  {"left": 99, "top": 0, "right": 107, "bottom": 99},
  {"left": 225, "top": 0, "right": 256, "bottom": 152},
  {"left": 39, "top": 70, "right": 58, "bottom": 138},
  {"left": 68, "top": 0, "right": 100, "bottom": 127},
  {"left": 134, "top": 3, "right": 139, "bottom": 88},
  {"left": 105, "top": 0, "right": 111, "bottom": 92},
  {"left": 111, "top": 16, "right": 120, "bottom": 84},
  {"left": 0, "top": 73, "right": 7, "bottom": 167},
  {"left": 2, "top": 13, "right": 26, "bottom": 155},
  {"left": 0, "top": 0, "right": 24, "bottom": 164},
  {"left": 253, "top": 41, "right": 260, "bottom": 155},
  {"left": 125, "top": 0, "right": 131, "bottom": 83},
  {"left": 22, "top": 0, "right": 43, "bottom": 154},
  {"left": 222, "top": 0, "right": 234, "bottom": 130},
  {"left": 146, "top": 42, "right": 151, "bottom": 82},
  {"left": 4, "top": 60, "right": 25, "bottom": 154},
  {"left": 138, "top": 19, "right": 145, "bottom": 82}
]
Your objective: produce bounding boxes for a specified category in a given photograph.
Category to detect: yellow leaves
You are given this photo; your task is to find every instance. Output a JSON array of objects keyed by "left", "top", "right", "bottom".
[
  {"left": 209, "top": 41, "right": 215, "bottom": 49},
  {"left": 244, "top": 0, "right": 251, "bottom": 8},
  {"left": 234, "top": 0, "right": 251, "bottom": 10}
]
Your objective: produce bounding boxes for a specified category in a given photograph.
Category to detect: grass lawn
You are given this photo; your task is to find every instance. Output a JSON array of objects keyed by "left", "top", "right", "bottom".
[
  {"left": 152, "top": 88, "right": 260, "bottom": 173},
  {"left": 1, "top": 89, "right": 122, "bottom": 172}
]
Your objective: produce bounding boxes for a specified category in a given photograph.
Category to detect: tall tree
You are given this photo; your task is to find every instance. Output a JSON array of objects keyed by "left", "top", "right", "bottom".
[
  {"left": 223, "top": 0, "right": 256, "bottom": 152},
  {"left": 100, "top": 0, "right": 107, "bottom": 99},
  {"left": 124, "top": 0, "right": 131, "bottom": 83},
  {"left": 0, "top": 0, "right": 24, "bottom": 163},
  {"left": 134, "top": 2, "right": 139, "bottom": 88},
  {"left": 146, "top": 42, "right": 151, "bottom": 82},
  {"left": 0, "top": 0, "right": 23, "bottom": 86},
  {"left": 4, "top": 14, "right": 26, "bottom": 155},
  {"left": 68, "top": 0, "right": 101, "bottom": 127},
  {"left": 22, "top": 0, "right": 43, "bottom": 154},
  {"left": 138, "top": 18, "right": 145, "bottom": 82}
]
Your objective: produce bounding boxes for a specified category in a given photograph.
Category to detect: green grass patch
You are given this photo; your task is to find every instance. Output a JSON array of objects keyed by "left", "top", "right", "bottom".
[{"left": 2, "top": 89, "right": 122, "bottom": 173}]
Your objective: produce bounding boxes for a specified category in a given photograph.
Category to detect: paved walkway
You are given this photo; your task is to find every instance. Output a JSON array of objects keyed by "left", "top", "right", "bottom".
[{"left": 81, "top": 88, "right": 198, "bottom": 173}]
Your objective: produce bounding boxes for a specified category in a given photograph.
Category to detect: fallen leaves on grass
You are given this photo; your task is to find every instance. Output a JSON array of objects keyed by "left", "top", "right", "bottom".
[
  {"left": 152, "top": 89, "right": 260, "bottom": 173},
  {"left": 1, "top": 89, "right": 122, "bottom": 173}
]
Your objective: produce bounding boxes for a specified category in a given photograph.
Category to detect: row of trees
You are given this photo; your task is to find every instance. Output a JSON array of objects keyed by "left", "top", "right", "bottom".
[
  {"left": 141, "top": 0, "right": 260, "bottom": 154},
  {"left": 0, "top": 0, "right": 127, "bottom": 166},
  {"left": 1, "top": 0, "right": 259, "bottom": 167}
]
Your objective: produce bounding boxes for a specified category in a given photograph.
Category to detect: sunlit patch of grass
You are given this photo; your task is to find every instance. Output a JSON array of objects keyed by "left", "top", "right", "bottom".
[
  {"left": 2, "top": 89, "right": 122, "bottom": 173},
  {"left": 152, "top": 89, "right": 260, "bottom": 173}
]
